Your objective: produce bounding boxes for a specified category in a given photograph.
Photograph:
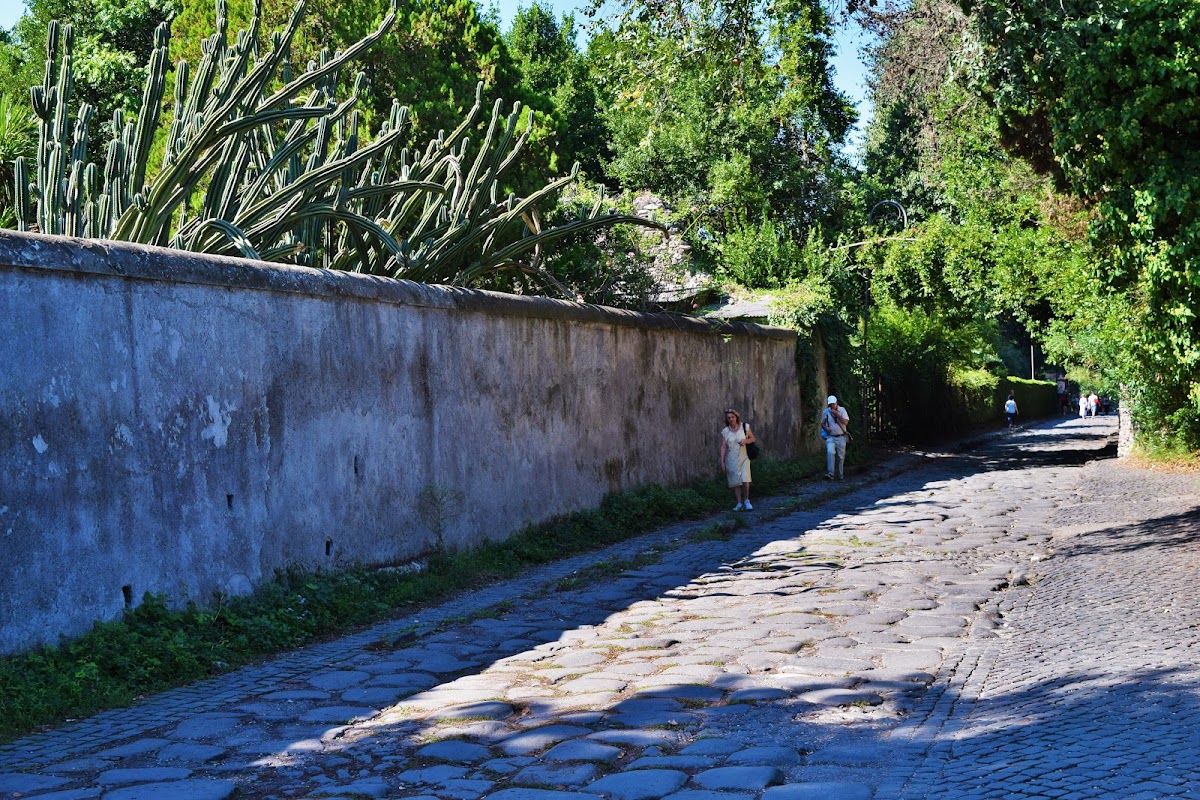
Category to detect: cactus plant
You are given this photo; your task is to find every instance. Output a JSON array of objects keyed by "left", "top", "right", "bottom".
[{"left": 14, "top": 0, "right": 663, "bottom": 289}]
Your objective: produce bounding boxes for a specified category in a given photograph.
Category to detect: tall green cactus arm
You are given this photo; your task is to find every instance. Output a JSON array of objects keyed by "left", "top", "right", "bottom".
[{"left": 23, "top": 0, "right": 665, "bottom": 291}]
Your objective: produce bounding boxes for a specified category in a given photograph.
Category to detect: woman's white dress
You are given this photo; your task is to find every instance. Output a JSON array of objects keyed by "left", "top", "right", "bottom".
[{"left": 722, "top": 425, "right": 751, "bottom": 487}]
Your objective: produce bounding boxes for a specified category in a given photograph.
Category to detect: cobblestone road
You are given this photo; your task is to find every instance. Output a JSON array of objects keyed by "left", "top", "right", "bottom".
[{"left": 2, "top": 415, "right": 1197, "bottom": 800}]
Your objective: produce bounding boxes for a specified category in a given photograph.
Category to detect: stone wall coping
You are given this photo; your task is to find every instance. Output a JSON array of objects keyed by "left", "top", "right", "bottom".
[{"left": 0, "top": 230, "right": 795, "bottom": 341}]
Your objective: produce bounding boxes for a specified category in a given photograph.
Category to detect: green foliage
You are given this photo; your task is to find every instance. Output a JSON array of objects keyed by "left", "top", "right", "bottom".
[
  {"left": 171, "top": 0, "right": 522, "bottom": 134},
  {"left": 0, "top": 449, "right": 834, "bottom": 742},
  {"left": 718, "top": 217, "right": 806, "bottom": 289},
  {"left": 18, "top": 1, "right": 661, "bottom": 288},
  {"left": 865, "top": 301, "right": 1007, "bottom": 440},
  {"left": 0, "top": 0, "right": 181, "bottom": 135},
  {"left": 506, "top": 0, "right": 606, "bottom": 177},
  {"left": 585, "top": 0, "right": 855, "bottom": 227},
  {"left": 959, "top": 0, "right": 1200, "bottom": 447},
  {"left": 1001, "top": 376, "right": 1058, "bottom": 419},
  {"left": 0, "top": 94, "right": 36, "bottom": 227}
]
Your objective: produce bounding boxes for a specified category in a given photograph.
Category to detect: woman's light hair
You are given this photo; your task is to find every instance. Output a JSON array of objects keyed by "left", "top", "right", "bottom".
[{"left": 724, "top": 409, "right": 741, "bottom": 424}]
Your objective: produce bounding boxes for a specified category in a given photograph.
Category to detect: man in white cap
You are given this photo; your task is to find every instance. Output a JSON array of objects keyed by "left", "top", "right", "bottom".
[{"left": 820, "top": 395, "right": 850, "bottom": 480}]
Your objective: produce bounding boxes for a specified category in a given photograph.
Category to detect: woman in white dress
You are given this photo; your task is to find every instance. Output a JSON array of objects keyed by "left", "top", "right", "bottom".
[{"left": 719, "top": 409, "right": 755, "bottom": 511}]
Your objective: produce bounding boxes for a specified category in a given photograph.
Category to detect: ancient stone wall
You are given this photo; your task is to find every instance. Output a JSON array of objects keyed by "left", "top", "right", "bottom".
[{"left": 0, "top": 230, "right": 807, "bottom": 653}]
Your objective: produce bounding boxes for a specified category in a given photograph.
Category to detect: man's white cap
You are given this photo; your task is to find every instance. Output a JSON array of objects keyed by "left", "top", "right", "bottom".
[{"left": 827, "top": 395, "right": 837, "bottom": 405}]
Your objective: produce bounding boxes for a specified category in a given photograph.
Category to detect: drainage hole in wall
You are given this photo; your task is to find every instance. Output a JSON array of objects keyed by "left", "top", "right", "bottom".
[
  {"left": 325, "top": 538, "right": 333, "bottom": 557},
  {"left": 122, "top": 585, "right": 133, "bottom": 607},
  {"left": 353, "top": 455, "right": 359, "bottom": 477},
  {"left": 226, "top": 494, "right": 234, "bottom": 510}
]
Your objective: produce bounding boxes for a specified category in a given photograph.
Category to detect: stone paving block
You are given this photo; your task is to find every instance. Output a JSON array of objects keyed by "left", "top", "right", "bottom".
[
  {"left": 310, "top": 777, "right": 389, "bottom": 798},
  {"left": 693, "top": 766, "right": 783, "bottom": 790},
  {"left": 542, "top": 740, "right": 623, "bottom": 762},
  {"left": 171, "top": 716, "right": 244, "bottom": 739},
  {"left": 487, "top": 789, "right": 602, "bottom": 800},
  {"left": 762, "top": 782, "right": 872, "bottom": 800},
  {"left": 553, "top": 651, "right": 608, "bottom": 668},
  {"left": 407, "top": 652, "right": 481, "bottom": 673},
  {"left": 512, "top": 762, "right": 598, "bottom": 787},
  {"left": 306, "top": 671, "right": 370, "bottom": 691},
  {"left": 610, "top": 696, "right": 682, "bottom": 712},
  {"left": 439, "top": 778, "right": 495, "bottom": 799},
  {"left": 395, "top": 764, "right": 469, "bottom": 784},
  {"left": 586, "top": 768, "right": 688, "bottom": 799},
  {"left": 499, "top": 725, "right": 592, "bottom": 756},
  {"left": 778, "top": 656, "right": 876, "bottom": 674},
  {"left": 608, "top": 710, "right": 701, "bottom": 728},
  {"left": 415, "top": 739, "right": 492, "bottom": 763},
  {"left": 662, "top": 792, "right": 754, "bottom": 800},
  {"left": 365, "top": 672, "right": 440, "bottom": 689},
  {"left": 406, "top": 690, "right": 499, "bottom": 710},
  {"left": 557, "top": 677, "right": 629, "bottom": 694},
  {"left": 726, "top": 688, "right": 790, "bottom": 703},
  {"left": 795, "top": 689, "right": 881, "bottom": 707},
  {"left": 724, "top": 746, "right": 802, "bottom": 766},
  {"left": 479, "top": 757, "right": 529, "bottom": 775},
  {"left": 811, "top": 743, "right": 897, "bottom": 767},
  {"left": 101, "top": 779, "right": 237, "bottom": 800},
  {"left": 638, "top": 685, "right": 725, "bottom": 702},
  {"left": 96, "top": 738, "right": 173, "bottom": 757},
  {"left": 608, "top": 637, "right": 680, "bottom": 650},
  {"left": 0, "top": 772, "right": 71, "bottom": 793},
  {"left": 298, "top": 705, "right": 377, "bottom": 724},
  {"left": 98, "top": 766, "right": 193, "bottom": 784},
  {"left": 261, "top": 690, "right": 331, "bottom": 701},
  {"left": 427, "top": 700, "right": 514, "bottom": 721},
  {"left": 19, "top": 789, "right": 102, "bottom": 800},
  {"left": 680, "top": 739, "right": 746, "bottom": 756},
  {"left": 426, "top": 719, "right": 511, "bottom": 743},
  {"left": 40, "top": 757, "right": 113, "bottom": 774},
  {"left": 628, "top": 755, "right": 717, "bottom": 770},
  {"left": 340, "top": 687, "right": 413, "bottom": 705},
  {"left": 235, "top": 737, "right": 324, "bottom": 755}
]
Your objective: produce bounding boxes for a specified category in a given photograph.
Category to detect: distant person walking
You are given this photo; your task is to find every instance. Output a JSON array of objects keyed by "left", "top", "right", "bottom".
[
  {"left": 1005, "top": 392, "right": 1019, "bottom": 428},
  {"left": 1088, "top": 392, "right": 1099, "bottom": 418},
  {"left": 720, "top": 409, "right": 754, "bottom": 511},
  {"left": 820, "top": 395, "right": 850, "bottom": 481},
  {"left": 1079, "top": 392, "right": 1088, "bottom": 419}
]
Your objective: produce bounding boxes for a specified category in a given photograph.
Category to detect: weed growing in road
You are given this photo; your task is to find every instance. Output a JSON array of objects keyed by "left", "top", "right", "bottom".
[
  {"left": 686, "top": 517, "right": 746, "bottom": 542},
  {"left": 554, "top": 547, "right": 665, "bottom": 592}
]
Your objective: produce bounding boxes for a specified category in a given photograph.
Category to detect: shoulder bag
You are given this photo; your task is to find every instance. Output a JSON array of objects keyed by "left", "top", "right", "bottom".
[{"left": 743, "top": 423, "right": 760, "bottom": 460}]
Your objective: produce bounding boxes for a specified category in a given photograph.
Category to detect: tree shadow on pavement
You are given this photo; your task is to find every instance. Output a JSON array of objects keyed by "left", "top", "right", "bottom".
[
  {"left": 1055, "top": 507, "right": 1200, "bottom": 556},
  {"left": 887, "top": 666, "right": 1200, "bottom": 798},
  {"left": 955, "top": 426, "right": 1119, "bottom": 473}
]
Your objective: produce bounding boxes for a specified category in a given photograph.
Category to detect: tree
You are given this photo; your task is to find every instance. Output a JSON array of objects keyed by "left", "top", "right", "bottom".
[
  {"left": 0, "top": 94, "right": 37, "bottom": 227},
  {"left": 959, "top": 0, "right": 1200, "bottom": 446},
  {"left": 506, "top": 1, "right": 607, "bottom": 177},
  {"left": 172, "top": 0, "right": 524, "bottom": 134},
  {"left": 0, "top": 0, "right": 180, "bottom": 124},
  {"left": 585, "top": 0, "right": 856, "bottom": 230}
]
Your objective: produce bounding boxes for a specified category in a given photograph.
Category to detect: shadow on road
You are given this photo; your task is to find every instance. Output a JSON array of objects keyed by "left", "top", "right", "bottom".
[{"left": 222, "top": 417, "right": 1135, "bottom": 788}]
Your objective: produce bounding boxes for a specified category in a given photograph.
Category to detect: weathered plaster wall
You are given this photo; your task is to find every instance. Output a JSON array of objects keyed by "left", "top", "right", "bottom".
[{"left": 0, "top": 230, "right": 806, "bottom": 654}]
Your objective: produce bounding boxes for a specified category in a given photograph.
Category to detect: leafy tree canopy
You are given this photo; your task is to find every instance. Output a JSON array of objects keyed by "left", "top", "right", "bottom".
[
  {"left": 585, "top": 0, "right": 857, "bottom": 229},
  {"left": 958, "top": 0, "right": 1200, "bottom": 445}
]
